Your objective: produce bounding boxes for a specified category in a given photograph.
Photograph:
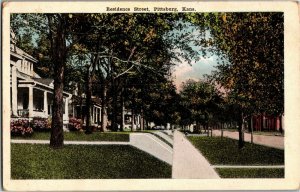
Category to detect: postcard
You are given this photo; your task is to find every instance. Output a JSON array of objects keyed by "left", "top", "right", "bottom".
[{"left": 2, "top": 1, "right": 300, "bottom": 191}]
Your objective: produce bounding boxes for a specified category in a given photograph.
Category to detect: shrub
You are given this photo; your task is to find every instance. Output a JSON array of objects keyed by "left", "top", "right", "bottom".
[
  {"left": 68, "top": 117, "right": 82, "bottom": 131},
  {"left": 11, "top": 119, "right": 33, "bottom": 137},
  {"left": 32, "top": 117, "right": 51, "bottom": 132}
]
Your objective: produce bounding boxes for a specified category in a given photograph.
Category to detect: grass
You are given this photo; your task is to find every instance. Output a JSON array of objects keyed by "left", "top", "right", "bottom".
[
  {"left": 188, "top": 136, "right": 284, "bottom": 165},
  {"left": 248, "top": 131, "right": 284, "bottom": 137},
  {"left": 11, "top": 144, "right": 171, "bottom": 179},
  {"left": 216, "top": 168, "right": 284, "bottom": 178},
  {"left": 11, "top": 131, "right": 130, "bottom": 142}
]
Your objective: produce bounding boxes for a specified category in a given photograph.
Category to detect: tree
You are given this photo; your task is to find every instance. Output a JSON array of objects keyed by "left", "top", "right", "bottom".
[
  {"left": 200, "top": 13, "right": 284, "bottom": 148},
  {"left": 11, "top": 14, "right": 88, "bottom": 148},
  {"left": 180, "top": 79, "right": 222, "bottom": 133}
]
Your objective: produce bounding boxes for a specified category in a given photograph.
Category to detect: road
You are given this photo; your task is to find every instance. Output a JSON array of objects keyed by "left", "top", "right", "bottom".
[{"left": 212, "top": 130, "right": 284, "bottom": 149}]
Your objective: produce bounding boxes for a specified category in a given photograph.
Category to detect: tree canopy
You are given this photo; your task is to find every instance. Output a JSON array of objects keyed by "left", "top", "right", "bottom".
[{"left": 11, "top": 12, "right": 284, "bottom": 149}]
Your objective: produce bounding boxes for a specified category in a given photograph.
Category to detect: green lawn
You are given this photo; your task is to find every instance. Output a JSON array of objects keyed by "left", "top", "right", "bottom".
[
  {"left": 11, "top": 144, "right": 171, "bottom": 179},
  {"left": 188, "top": 136, "right": 284, "bottom": 165},
  {"left": 11, "top": 131, "right": 130, "bottom": 142},
  {"left": 216, "top": 168, "right": 284, "bottom": 178}
]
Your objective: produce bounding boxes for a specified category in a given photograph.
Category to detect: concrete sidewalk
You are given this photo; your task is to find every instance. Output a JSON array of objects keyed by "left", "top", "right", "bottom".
[
  {"left": 152, "top": 131, "right": 173, "bottom": 145},
  {"left": 11, "top": 140, "right": 129, "bottom": 145},
  {"left": 172, "top": 131, "right": 220, "bottom": 179},
  {"left": 130, "top": 133, "right": 173, "bottom": 165},
  {"left": 212, "top": 130, "right": 284, "bottom": 149}
]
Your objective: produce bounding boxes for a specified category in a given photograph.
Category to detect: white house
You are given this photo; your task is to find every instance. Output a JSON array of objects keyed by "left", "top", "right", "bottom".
[
  {"left": 10, "top": 30, "right": 148, "bottom": 130},
  {"left": 10, "top": 33, "right": 71, "bottom": 124}
]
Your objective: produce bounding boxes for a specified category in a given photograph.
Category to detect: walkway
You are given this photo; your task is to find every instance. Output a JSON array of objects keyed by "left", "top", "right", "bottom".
[
  {"left": 11, "top": 140, "right": 129, "bottom": 145},
  {"left": 212, "top": 165, "right": 285, "bottom": 168},
  {"left": 212, "top": 130, "right": 284, "bottom": 149},
  {"left": 172, "top": 130, "right": 220, "bottom": 179},
  {"left": 152, "top": 131, "right": 173, "bottom": 145},
  {"left": 130, "top": 133, "right": 173, "bottom": 165}
]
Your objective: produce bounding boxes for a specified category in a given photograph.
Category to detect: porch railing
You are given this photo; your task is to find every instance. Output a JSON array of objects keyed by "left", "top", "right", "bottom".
[{"left": 17, "top": 109, "right": 29, "bottom": 117}]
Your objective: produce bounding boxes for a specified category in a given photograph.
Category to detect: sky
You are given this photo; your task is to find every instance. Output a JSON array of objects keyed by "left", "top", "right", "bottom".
[
  {"left": 172, "top": 55, "right": 218, "bottom": 90},
  {"left": 168, "top": 22, "right": 219, "bottom": 90}
]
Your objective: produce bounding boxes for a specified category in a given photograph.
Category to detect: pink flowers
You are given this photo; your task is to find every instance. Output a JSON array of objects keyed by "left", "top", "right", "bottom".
[
  {"left": 68, "top": 117, "right": 82, "bottom": 131},
  {"left": 10, "top": 119, "right": 33, "bottom": 136},
  {"left": 32, "top": 117, "right": 51, "bottom": 131}
]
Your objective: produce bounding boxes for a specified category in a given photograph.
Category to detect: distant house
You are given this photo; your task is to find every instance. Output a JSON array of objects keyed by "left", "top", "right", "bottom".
[
  {"left": 68, "top": 93, "right": 102, "bottom": 127},
  {"left": 252, "top": 115, "right": 284, "bottom": 132},
  {"left": 10, "top": 32, "right": 71, "bottom": 124}
]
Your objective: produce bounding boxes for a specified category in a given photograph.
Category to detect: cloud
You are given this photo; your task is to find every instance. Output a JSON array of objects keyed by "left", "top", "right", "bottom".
[
  {"left": 172, "top": 62, "right": 193, "bottom": 79},
  {"left": 172, "top": 55, "right": 218, "bottom": 90},
  {"left": 199, "top": 56, "right": 214, "bottom": 64}
]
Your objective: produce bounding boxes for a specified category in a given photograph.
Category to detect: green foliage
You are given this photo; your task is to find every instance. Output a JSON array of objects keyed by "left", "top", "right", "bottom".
[
  {"left": 11, "top": 144, "right": 171, "bottom": 179},
  {"left": 203, "top": 13, "right": 284, "bottom": 116},
  {"left": 188, "top": 136, "right": 284, "bottom": 165},
  {"left": 180, "top": 79, "right": 222, "bottom": 128}
]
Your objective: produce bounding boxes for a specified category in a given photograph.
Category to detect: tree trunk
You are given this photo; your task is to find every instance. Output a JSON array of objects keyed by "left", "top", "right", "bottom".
[
  {"left": 111, "top": 77, "right": 118, "bottom": 132},
  {"left": 140, "top": 109, "right": 144, "bottom": 131},
  {"left": 221, "top": 123, "right": 223, "bottom": 138},
  {"left": 131, "top": 108, "right": 134, "bottom": 131},
  {"left": 261, "top": 115, "right": 264, "bottom": 131},
  {"left": 250, "top": 116, "right": 253, "bottom": 143},
  {"left": 238, "top": 112, "right": 245, "bottom": 149},
  {"left": 206, "top": 123, "right": 209, "bottom": 136},
  {"left": 279, "top": 115, "right": 283, "bottom": 134},
  {"left": 49, "top": 15, "right": 67, "bottom": 149},
  {"left": 248, "top": 117, "right": 251, "bottom": 132},
  {"left": 80, "top": 91, "right": 84, "bottom": 130},
  {"left": 101, "top": 83, "right": 108, "bottom": 132},
  {"left": 85, "top": 69, "right": 92, "bottom": 134},
  {"left": 145, "top": 118, "right": 149, "bottom": 130},
  {"left": 120, "top": 94, "right": 125, "bottom": 132}
]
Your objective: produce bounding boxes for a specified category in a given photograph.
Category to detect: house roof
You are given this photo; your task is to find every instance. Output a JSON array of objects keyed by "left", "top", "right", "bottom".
[
  {"left": 33, "top": 78, "right": 54, "bottom": 86},
  {"left": 72, "top": 96, "right": 102, "bottom": 106},
  {"left": 10, "top": 44, "right": 38, "bottom": 63}
]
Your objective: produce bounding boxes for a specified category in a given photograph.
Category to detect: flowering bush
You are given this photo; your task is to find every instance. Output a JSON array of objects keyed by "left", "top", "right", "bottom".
[
  {"left": 68, "top": 117, "right": 82, "bottom": 131},
  {"left": 32, "top": 117, "right": 51, "bottom": 132},
  {"left": 10, "top": 119, "right": 33, "bottom": 137}
]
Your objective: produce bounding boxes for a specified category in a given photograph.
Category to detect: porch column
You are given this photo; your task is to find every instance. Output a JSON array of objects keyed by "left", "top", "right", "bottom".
[
  {"left": 94, "top": 107, "right": 96, "bottom": 123},
  {"left": 44, "top": 91, "right": 48, "bottom": 116},
  {"left": 90, "top": 107, "right": 94, "bottom": 124},
  {"left": 137, "top": 114, "right": 140, "bottom": 129},
  {"left": 65, "top": 97, "right": 69, "bottom": 120},
  {"left": 99, "top": 107, "right": 102, "bottom": 122},
  {"left": 94, "top": 107, "right": 96, "bottom": 124},
  {"left": 28, "top": 86, "right": 33, "bottom": 117},
  {"left": 96, "top": 108, "right": 99, "bottom": 124},
  {"left": 21, "top": 58, "right": 25, "bottom": 72},
  {"left": 72, "top": 104, "right": 75, "bottom": 118},
  {"left": 122, "top": 106, "right": 125, "bottom": 129},
  {"left": 11, "top": 66, "right": 18, "bottom": 116}
]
